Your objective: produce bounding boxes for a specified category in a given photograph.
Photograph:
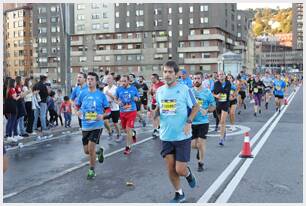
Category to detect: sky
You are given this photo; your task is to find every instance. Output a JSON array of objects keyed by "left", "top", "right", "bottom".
[{"left": 237, "top": 3, "right": 292, "bottom": 10}]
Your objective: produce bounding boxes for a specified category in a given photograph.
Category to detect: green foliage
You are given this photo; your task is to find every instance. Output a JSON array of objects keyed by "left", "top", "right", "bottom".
[{"left": 251, "top": 8, "right": 292, "bottom": 36}]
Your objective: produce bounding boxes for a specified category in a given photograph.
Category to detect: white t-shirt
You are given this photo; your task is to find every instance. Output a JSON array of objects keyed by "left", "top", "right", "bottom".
[
  {"left": 103, "top": 85, "right": 119, "bottom": 111},
  {"left": 23, "top": 86, "right": 33, "bottom": 102}
]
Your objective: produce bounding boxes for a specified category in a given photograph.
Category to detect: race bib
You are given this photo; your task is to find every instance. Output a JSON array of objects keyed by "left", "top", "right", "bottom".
[
  {"left": 196, "top": 98, "right": 203, "bottom": 107},
  {"left": 254, "top": 88, "right": 259, "bottom": 93},
  {"left": 219, "top": 93, "right": 227, "bottom": 102},
  {"left": 161, "top": 100, "right": 177, "bottom": 115},
  {"left": 85, "top": 112, "right": 97, "bottom": 121},
  {"left": 276, "top": 85, "right": 281, "bottom": 91},
  {"left": 230, "top": 90, "right": 235, "bottom": 95}
]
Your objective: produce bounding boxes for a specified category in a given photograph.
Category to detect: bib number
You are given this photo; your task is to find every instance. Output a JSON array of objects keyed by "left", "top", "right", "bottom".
[
  {"left": 254, "top": 88, "right": 259, "bottom": 93},
  {"left": 85, "top": 112, "right": 97, "bottom": 121},
  {"left": 219, "top": 93, "right": 227, "bottom": 102},
  {"left": 276, "top": 86, "right": 281, "bottom": 90},
  {"left": 196, "top": 98, "right": 203, "bottom": 107},
  {"left": 161, "top": 100, "right": 177, "bottom": 115}
]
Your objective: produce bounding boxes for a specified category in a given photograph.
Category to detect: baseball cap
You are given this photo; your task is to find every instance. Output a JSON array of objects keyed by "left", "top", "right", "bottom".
[{"left": 181, "top": 69, "right": 187, "bottom": 75}]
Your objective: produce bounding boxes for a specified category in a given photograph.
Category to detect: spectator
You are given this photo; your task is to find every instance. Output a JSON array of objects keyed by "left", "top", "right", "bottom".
[
  {"left": 47, "top": 91, "right": 57, "bottom": 127},
  {"left": 60, "top": 96, "right": 72, "bottom": 128},
  {"left": 54, "top": 89, "right": 64, "bottom": 126},
  {"left": 23, "top": 78, "right": 35, "bottom": 134}
]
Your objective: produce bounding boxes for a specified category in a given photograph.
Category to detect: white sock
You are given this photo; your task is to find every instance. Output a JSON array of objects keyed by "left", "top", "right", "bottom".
[{"left": 176, "top": 189, "right": 183, "bottom": 195}]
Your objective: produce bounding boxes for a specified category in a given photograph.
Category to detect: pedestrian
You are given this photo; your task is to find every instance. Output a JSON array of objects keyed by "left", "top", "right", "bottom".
[
  {"left": 252, "top": 75, "right": 265, "bottom": 116},
  {"left": 47, "top": 91, "right": 57, "bottom": 127},
  {"left": 23, "top": 77, "right": 35, "bottom": 134},
  {"left": 115, "top": 75, "right": 139, "bottom": 155},
  {"left": 60, "top": 96, "right": 72, "bottom": 128},
  {"left": 54, "top": 89, "right": 64, "bottom": 126},
  {"left": 227, "top": 74, "right": 238, "bottom": 128},
  {"left": 273, "top": 72, "right": 287, "bottom": 113},
  {"left": 76, "top": 72, "right": 110, "bottom": 179},
  {"left": 191, "top": 72, "right": 215, "bottom": 172},
  {"left": 153, "top": 60, "right": 199, "bottom": 203}
]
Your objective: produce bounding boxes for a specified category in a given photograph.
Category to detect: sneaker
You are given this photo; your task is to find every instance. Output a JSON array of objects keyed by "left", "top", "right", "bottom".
[
  {"left": 21, "top": 133, "right": 29, "bottom": 137},
  {"left": 14, "top": 135, "right": 24, "bottom": 141},
  {"left": 97, "top": 147, "right": 104, "bottom": 163},
  {"left": 219, "top": 139, "right": 224, "bottom": 146},
  {"left": 259, "top": 109, "right": 261, "bottom": 114},
  {"left": 244, "top": 103, "right": 246, "bottom": 109},
  {"left": 186, "top": 166, "right": 197, "bottom": 188},
  {"left": 29, "top": 132, "right": 37, "bottom": 135},
  {"left": 170, "top": 192, "right": 186, "bottom": 203},
  {"left": 87, "top": 169, "right": 96, "bottom": 180},
  {"left": 197, "top": 162, "right": 204, "bottom": 172},
  {"left": 7, "top": 136, "right": 18, "bottom": 143},
  {"left": 132, "top": 130, "right": 137, "bottom": 143},
  {"left": 124, "top": 146, "right": 131, "bottom": 155},
  {"left": 265, "top": 102, "right": 268, "bottom": 110},
  {"left": 254, "top": 112, "right": 257, "bottom": 117},
  {"left": 196, "top": 149, "right": 200, "bottom": 160},
  {"left": 238, "top": 111, "right": 241, "bottom": 115},
  {"left": 142, "top": 120, "right": 146, "bottom": 127},
  {"left": 279, "top": 108, "right": 281, "bottom": 113},
  {"left": 115, "top": 134, "right": 122, "bottom": 142},
  {"left": 214, "top": 126, "right": 218, "bottom": 132},
  {"left": 152, "top": 129, "right": 158, "bottom": 139}
]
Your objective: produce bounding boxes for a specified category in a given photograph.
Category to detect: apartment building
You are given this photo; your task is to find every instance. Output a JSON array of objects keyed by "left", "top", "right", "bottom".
[{"left": 292, "top": 3, "right": 303, "bottom": 50}]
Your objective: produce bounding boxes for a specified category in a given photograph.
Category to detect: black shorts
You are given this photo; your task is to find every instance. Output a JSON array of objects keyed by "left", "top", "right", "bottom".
[
  {"left": 160, "top": 138, "right": 191, "bottom": 162},
  {"left": 216, "top": 102, "right": 229, "bottom": 114},
  {"left": 151, "top": 104, "right": 157, "bottom": 110},
  {"left": 230, "top": 99, "right": 237, "bottom": 106},
  {"left": 192, "top": 123, "right": 209, "bottom": 140},
  {"left": 238, "top": 91, "right": 246, "bottom": 99},
  {"left": 140, "top": 96, "right": 148, "bottom": 106},
  {"left": 249, "top": 90, "right": 253, "bottom": 94},
  {"left": 82, "top": 129, "right": 103, "bottom": 145},
  {"left": 136, "top": 101, "right": 141, "bottom": 111},
  {"left": 274, "top": 95, "right": 284, "bottom": 99},
  {"left": 103, "top": 110, "right": 120, "bottom": 123}
]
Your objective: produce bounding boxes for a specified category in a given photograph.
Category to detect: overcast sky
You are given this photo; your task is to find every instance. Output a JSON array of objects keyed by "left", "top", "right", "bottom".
[{"left": 237, "top": 3, "right": 292, "bottom": 10}]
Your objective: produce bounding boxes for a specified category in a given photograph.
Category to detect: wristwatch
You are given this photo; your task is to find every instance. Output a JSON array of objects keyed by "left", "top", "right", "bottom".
[{"left": 186, "top": 119, "right": 192, "bottom": 124}]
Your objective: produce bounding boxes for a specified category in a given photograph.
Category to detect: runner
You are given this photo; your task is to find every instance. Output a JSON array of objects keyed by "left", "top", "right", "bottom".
[
  {"left": 252, "top": 75, "right": 265, "bottom": 117},
  {"left": 71, "top": 72, "right": 88, "bottom": 128},
  {"left": 213, "top": 71, "right": 231, "bottom": 146},
  {"left": 191, "top": 72, "right": 216, "bottom": 172},
  {"left": 237, "top": 74, "right": 247, "bottom": 115},
  {"left": 261, "top": 71, "right": 274, "bottom": 109},
  {"left": 227, "top": 74, "right": 237, "bottom": 128},
  {"left": 154, "top": 60, "right": 199, "bottom": 203},
  {"left": 149, "top": 73, "right": 164, "bottom": 139},
  {"left": 273, "top": 72, "right": 287, "bottom": 113},
  {"left": 247, "top": 75, "right": 255, "bottom": 103},
  {"left": 138, "top": 76, "right": 149, "bottom": 111},
  {"left": 115, "top": 75, "right": 139, "bottom": 155},
  {"left": 103, "top": 75, "right": 121, "bottom": 142},
  {"left": 76, "top": 72, "right": 110, "bottom": 179},
  {"left": 179, "top": 69, "right": 193, "bottom": 88}
]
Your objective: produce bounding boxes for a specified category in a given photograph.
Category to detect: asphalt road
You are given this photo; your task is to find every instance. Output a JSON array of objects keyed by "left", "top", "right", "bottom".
[{"left": 3, "top": 86, "right": 303, "bottom": 203}]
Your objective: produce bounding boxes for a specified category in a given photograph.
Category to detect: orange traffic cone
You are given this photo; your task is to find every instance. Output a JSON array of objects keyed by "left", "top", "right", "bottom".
[{"left": 239, "top": 132, "right": 253, "bottom": 158}]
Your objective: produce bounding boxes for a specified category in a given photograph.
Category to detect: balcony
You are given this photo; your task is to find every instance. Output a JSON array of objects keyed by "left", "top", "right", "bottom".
[
  {"left": 71, "top": 39, "right": 83, "bottom": 46},
  {"left": 155, "top": 36, "right": 168, "bottom": 42},
  {"left": 71, "top": 51, "right": 84, "bottom": 56},
  {"left": 183, "top": 58, "right": 219, "bottom": 64},
  {"left": 95, "top": 38, "right": 142, "bottom": 45},
  {"left": 156, "top": 48, "right": 168, "bottom": 53},
  {"left": 188, "top": 34, "right": 225, "bottom": 41},
  {"left": 48, "top": 62, "right": 58, "bottom": 67},
  {"left": 233, "top": 45, "right": 246, "bottom": 50},
  {"left": 177, "top": 46, "right": 220, "bottom": 53},
  {"left": 96, "top": 49, "right": 142, "bottom": 55}
]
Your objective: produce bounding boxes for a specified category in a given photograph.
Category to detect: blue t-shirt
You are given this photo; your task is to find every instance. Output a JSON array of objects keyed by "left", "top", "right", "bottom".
[
  {"left": 156, "top": 83, "right": 197, "bottom": 141},
  {"left": 179, "top": 77, "right": 193, "bottom": 88},
  {"left": 77, "top": 89, "right": 109, "bottom": 131},
  {"left": 273, "top": 80, "right": 286, "bottom": 96},
  {"left": 70, "top": 84, "right": 88, "bottom": 104},
  {"left": 209, "top": 79, "right": 215, "bottom": 91},
  {"left": 230, "top": 84, "right": 237, "bottom": 98},
  {"left": 116, "top": 86, "right": 139, "bottom": 112},
  {"left": 192, "top": 87, "right": 216, "bottom": 125}
]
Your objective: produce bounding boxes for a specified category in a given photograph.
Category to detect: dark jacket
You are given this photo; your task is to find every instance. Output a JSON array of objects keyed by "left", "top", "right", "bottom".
[{"left": 33, "top": 81, "right": 48, "bottom": 103}]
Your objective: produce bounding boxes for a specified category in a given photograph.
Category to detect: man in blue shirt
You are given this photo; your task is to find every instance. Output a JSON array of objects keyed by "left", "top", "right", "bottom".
[
  {"left": 273, "top": 72, "right": 287, "bottom": 113},
  {"left": 115, "top": 75, "right": 139, "bottom": 155},
  {"left": 71, "top": 72, "right": 88, "bottom": 128},
  {"left": 191, "top": 72, "right": 216, "bottom": 172},
  {"left": 154, "top": 61, "right": 200, "bottom": 203},
  {"left": 179, "top": 69, "right": 193, "bottom": 88},
  {"left": 76, "top": 72, "right": 110, "bottom": 180}
]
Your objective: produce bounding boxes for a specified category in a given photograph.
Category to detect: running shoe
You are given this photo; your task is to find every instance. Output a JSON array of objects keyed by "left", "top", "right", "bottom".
[
  {"left": 198, "top": 162, "right": 204, "bottom": 172},
  {"left": 97, "top": 147, "right": 104, "bottom": 163},
  {"left": 152, "top": 129, "right": 158, "bottom": 139},
  {"left": 196, "top": 149, "right": 200, "bottom": 160},
  {"left": 124, "top": 146, "right": 131, "bottom": 155},
  {"left": 244, "top": 103, "right": 247, "bottom": 109},
  {"left": 238, "top": 111, "right": 241, "bottom": 115},
  {"left": 132, "top": 130, "right": 137, "bottom": 143},
  {"left": 87, "top": 169, "right": 96, "bottom": 180},
  {"left": 170, "top": 192, "right": 186, "bottom": 203},
  {"left": 265, "top": 102, "right": 268, "bottom": 110},
  {"left": 219, "top": 139, "right": 224, "bottom": 146},
  {"left": 259, "top": 109, "right": 261, "bottom": 114},
  {"left": 254, "top": 112, "right": 257, "bottom": 117},
  {"left": 115, "top": 134, "right": 122, "bottom": 142},
  {"left": 186, "top": 166, "right": 197, "bottom": 188},
  {"left": 21, "top": 133, "right": 29, "bottom": 137}
]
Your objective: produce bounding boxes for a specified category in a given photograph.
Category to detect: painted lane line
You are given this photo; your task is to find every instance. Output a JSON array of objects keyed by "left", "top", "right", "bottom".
[
  {"left": 4, "top": 134, "right": 154, "bottom": 199},
  {"left": 197, "top": 90, "right": 296, "bottom": 203},
  {"left": 216, "top": 86, "right": 299, "bottom": 203}
]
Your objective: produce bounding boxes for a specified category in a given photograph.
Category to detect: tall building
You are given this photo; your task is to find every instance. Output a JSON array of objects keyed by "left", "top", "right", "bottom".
[
  {"left": 74, "top": 3, "right": 115, "bottom": 34},
  {"left": 4, "top": 5, "right": 33, "bottom": 77},
  {"left": 31, "top": 3, "right": 74, "bottom": 87},
  {"left": 292, "top": 3, "right": 303, "bottom": 50}
]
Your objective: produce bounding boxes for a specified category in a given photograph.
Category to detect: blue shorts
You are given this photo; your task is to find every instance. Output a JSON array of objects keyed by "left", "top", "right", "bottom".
[{"left": 160, "top": 138, "right": 191, "bottom": 162}]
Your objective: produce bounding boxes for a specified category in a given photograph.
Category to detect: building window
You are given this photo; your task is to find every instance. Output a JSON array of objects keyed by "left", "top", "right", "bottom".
[
  {"left": 115, "top": 23, "right": 120, "bottom": 28},
  {"left": 105, "top": 56, "right": 110, "bottom": 62},
  {"left": 128, "top": 44, "right": 133, "bottom": 49},
  {"left": 18, "top": 20, "right": 23, "bottom": 27},
  {"left": 115, "top": 11, "right": 119, "bottom": 17},
  {"left": 103, "top": 23, "right": 109, "bottom": 29},
  {"left": 77, "top": 14, "right": 85, "bottom": 20},
  {"left": 136, "top": 10, "right": 144, "bottom": 16},
  {"left": 127, "top": 11, "right": 130, "bottom": 16},
  {"left": 51, "top": 27, "right": 57, "bottom": 33},
  {"left": 126, "top": 22, "right": 130, "bottom": 28},
  {"left": 79, "top": 57, "right": 87, "bottom": 62},
  {"left": 127, "top": 55, "right": 133, "bottom": 61},
  {"left": 103, "top": 12, "right": 108, "bottom": 18},
  {"left": 92, "top": 23, "right": 100, "bottom": 30},
  {"left": 190, "top": 30, "right": 195, "bottom": 35},
  {"left": 202, "top": 53, "right": 210, "bottom": 58},
  {"left": 179, "top": 30, "right": 183, "bottom": 37},
  {"left": 168, "top": 8, "right": 172, "bottom": 14},
  {"left": 179, "top": 7, "right": 183, "bottom": 13},
  {"left": 237, "top": 15, "right": 241, "bottom": 20},
  {"left": 92, "top": 14, "right": 100, "bottom": 19},
  {"left": 117, "top": 45, "right": 122, "bottom": 50},
  {"left": 103, "top": 4, "right": 108, "bottom": 8},
  {"left": 154, "top": 8, "right": 162, "bottom": 15},
  {"left": 116, "top": 56, "right": 122, "bottom": 61},
  {"left": 94, "top": 56, "right": 102, "bottom": 61},
  {"left": 136, "top": 21, "right": 144, "bottom": 27},
  {"left": 169, "top": 31, "right": 172, "bottom": 37},
  {"left": 203, "top": 29, "right": 210, "bottom": 34},
  {"left": 204, "top": 17, "right": 208, "bottom": 23},
  {"left": 50, "top": 6, "right": 56, "bottom": 12},
  {"left": 92, "top": 3, "right": 99, "bottom": 9},
  {"left": 168, "top": 19, "right": 172, "bottom": 25},
  {"left": 179, "top": 19, "right": 183, "bottom": 25},
  {"left": 77, "top": 4, "right": 85, "bottom": 10},
  {"left": 189, "top": 18, "right": 193, "bottom": 24},
  {"left": 115, "top": 3, "right": 120, "bottom": 7},
  {"left": 238, "top": 32, "right": 241, "bottom": 37},
  {"left": 51, "top": 17, "right": 58, "bottom": 23},
  {"left": 190, "top": 6, "right": 193, "bottom": 13},
  {"left": 77, "top": 25, "right": 85, "bottom": 31},
  {"left": 38, "top": 27, "right": 47, "bottom": 33},
  {"left": 38, "top": 7, "right": 47, "bottom": 13},
  {"left": 204, "top": 5, "right": 208, "bottom": 11}
]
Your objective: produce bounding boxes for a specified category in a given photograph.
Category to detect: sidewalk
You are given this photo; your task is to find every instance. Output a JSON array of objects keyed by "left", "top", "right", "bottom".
[{"left": 3, "top": 115, "right": 80, "bottom": 148}]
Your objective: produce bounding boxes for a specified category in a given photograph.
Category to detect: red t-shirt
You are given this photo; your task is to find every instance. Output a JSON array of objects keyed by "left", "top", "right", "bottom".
[
  {"left": 151, "top": 81, "right": 164, "bottom": 105},
  {"left": 7, "top": 88, "right": 16, "bottom": 99},
  {"left": 60, "top": 101, "right": 72, "bottom": 113},
  {"left": 15, "top": 85, "right": 22, "bottom": 94}
]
